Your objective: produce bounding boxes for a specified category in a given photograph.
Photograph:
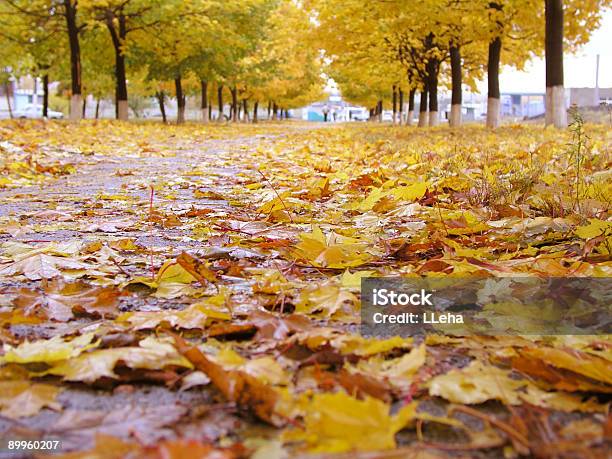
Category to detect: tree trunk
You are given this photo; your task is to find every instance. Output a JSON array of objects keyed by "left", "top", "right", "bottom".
[
  {"left": 272, "top": 103, "right": 278, "bottom": 120},
  {"left": 449, "top": 45, "right": 462, "bottom": 127},
  {"left": 217, "top": 85, "right": 224, "bottom": 121},
  {"left": 230, "top": 87, "right": 238, "bottom": 122},
  {"left": 392, "top": 85, "right": 397, "bottom": 124},
  {"left": 486, "top": 3, "right": 503, "bottom": 129},
  {"left": 407, "top": 89, "right": 415, "bottom": 126},
  {"left": 156, "top": 91, "right": 167, "bottom": 123},
  {"left": 63, "top": 0, "right": 82, "bottom": 121},
  {"left": 42, "top": 74, "right": 49, "bottom": 118},
  {"left": 398, "top": 89, "right": 404, "bottom": 125},
  {"left": 267, "top": 101, "right": 272, "bottom": 119},
  {"left": 486, "top": 36, "right": 501, "bottom": 128},
  {"left": 95, "top": 98, "right": 100, "bottom": 119},
  {"left": 200, "top": 80, "right": 208, "bottom": 123},
  {"left": 242, "top": 99, "right": 249, "bottom": 122},
  {"left": 82, "top": 96, "right": 86, "bottom": 118},
  {"left": 106, "top": 11, "right": 128, "bottom": 120},
  {"left": 428, "top": 59, "right": 439, "bottom": 126},
  {"left": 253, "top": 101, "right": 259, "bottom": 123},
  {"left": 545, "top": 0, "right": 566, "bottom": 128},
  {"left": 175, "top": 76, "right": 185, "bottom": 124},
  {"left": 4, "top": 83, "right": 13, "bottom": 118},
  {"left": 377, "top": 100, "right": 383, "bottom": 122},
  {"left": 418, "top": 88, "right": 428, "bottom": 127}
]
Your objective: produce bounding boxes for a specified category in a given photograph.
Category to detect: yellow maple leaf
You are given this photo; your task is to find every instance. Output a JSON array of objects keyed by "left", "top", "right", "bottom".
[
  {"left": 0, "top": 333, "right": 98, "bottom": 364},
  {"left": 428, "top": 360, "right": 526, "bottom": 405},
  {"left": 293, "top": 226, "right": 372, "bottom": 268},
  {"left": 283, "top": 391, "right": 415, "bottom": 453}
]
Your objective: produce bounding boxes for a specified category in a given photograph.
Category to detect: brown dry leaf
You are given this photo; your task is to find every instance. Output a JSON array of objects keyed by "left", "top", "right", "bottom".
[
  {"left": 0, "top": 253, "right": 91, "bottom": 280},
  {"left": 171, "top": 332, "right": 282, "bottom": 426},
  {"left": 48, "top": 404, "right": 187, "bottom": 451},
  {"left": 313, "top": 368, "right": 393, "bottom": 402},
  {"left": 14, "top": 279, "right": 123, "bottom": 321},
  {"left": 0, "top": 380, "right": 62, "bottom": 418},
  {"left": 248, "top": 309, "right": 312, "bottom": 340},
  {"left": 519, "top": 347, "right": 612, "bottom": 385},
  {"left": 117, "top": 303, "right": 230, "bottom": 330},
  {"left": 512, "top": 348, "right": 612, "bottom": 393},
  {"left": 176, "top": 251, "right": 218, "bottom": 285}
]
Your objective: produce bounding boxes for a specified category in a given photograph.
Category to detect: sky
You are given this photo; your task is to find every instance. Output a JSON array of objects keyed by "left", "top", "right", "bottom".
[{"left": 480, "top": 8, "right": 612, "bottom": 94}]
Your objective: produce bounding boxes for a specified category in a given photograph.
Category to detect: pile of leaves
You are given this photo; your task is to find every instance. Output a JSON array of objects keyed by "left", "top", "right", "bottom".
[
  {"left": 0, "top": 120, "right": 610, "bottom": 458},
  {"left": 0, "top": 124, "right": 76, "bottom": 189}
]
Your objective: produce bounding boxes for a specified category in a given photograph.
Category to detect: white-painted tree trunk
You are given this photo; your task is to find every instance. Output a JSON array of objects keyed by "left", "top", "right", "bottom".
[
  {"left": 449, "top": 104, "right": 462, "bottom": 127},
  {"left": 202, "top": 109, "right": 209, "bottom": 123},
  {"left": 70, "top": 94, "right": 82, "bottom": 121},
  {"left": 486, "top": 97, "right": 500, "bottom": 128},
  {"left": 418, "top": 111, "right": 428, "bottom": 127},
  {"left": 545, "top": 87, "right": 553, "bottom": 126},
  {"left": 549, "top": 85, "right": 567, "bottom": 128},
  {"left": 429, "top": 111, "right": 438, "bottom": 126},
  {"left": 117, "top": 100, "right": 129, "bottom": 121},
  {"left": 406, "top": 110, "right": 414, "bottom": 126}
]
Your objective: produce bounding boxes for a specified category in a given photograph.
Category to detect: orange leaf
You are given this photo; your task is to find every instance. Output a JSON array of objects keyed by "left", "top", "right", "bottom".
[{"left": 176, "top": 252, "right": 218, "bottom": 285}]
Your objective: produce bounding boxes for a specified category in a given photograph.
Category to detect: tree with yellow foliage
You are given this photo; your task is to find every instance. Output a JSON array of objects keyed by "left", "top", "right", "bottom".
[
  {"left": 310, "top": 0, "right": 606, "bottom": 128},
  {"left": 252, "top": 0, "right": 324, "bottom": 117}
]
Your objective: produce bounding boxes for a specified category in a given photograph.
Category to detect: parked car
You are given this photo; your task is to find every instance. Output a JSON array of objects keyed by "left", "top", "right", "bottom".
[
  {"left": 13, "top": 104, "right": 64, "bottom": 119},
  {"left": 381, "top": 110, "right": 394, "bottom": 122},
  {"left": 349, "top": 109, "right": 370, "bottom": 121}
]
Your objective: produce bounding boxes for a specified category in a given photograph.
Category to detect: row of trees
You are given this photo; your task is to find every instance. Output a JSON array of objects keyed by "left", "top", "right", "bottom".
[
  {"left": 0, "top": 0, "right": 323, "bottom": 122},
  {"left": 308, "top": 0, "right": 605, "bottom": 128}
]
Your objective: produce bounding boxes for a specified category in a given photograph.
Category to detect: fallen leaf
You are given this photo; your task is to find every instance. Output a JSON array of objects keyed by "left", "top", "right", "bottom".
[
  {"left": 282, "top": 391, "right": 415, "bottom": 452},
  {"left": 172, "top": 332, "right": 282, "bottom": 426},
  {"left": 0, "top": 380, "right": 62, "bottom": 418},
  {"left": 0, "top": 333, "right": 98, "bottom": 364},
  {"left": 0, "top": 253, "right": 91, "bottom": 280},
  {"left": 428, "top": 360, "right": 526, "bottom": 405},
  {"left": 48, "top": 337, "right": 192, "bottom": 382}
]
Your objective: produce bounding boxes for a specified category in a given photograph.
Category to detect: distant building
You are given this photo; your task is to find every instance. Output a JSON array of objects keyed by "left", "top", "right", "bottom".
[
  {"left": 443, "top": 92, "right": 546, "bottom": 121},
  {"left": 301, "top": 95, "right": 368, "bottom": 122},
  {"left": 0, "top": 75, "right": 58, "bottom": 115},
  {"left": 568, "top": 87, "right": 612, "bottom": 107},
  {"left": 500, "top": 93, "right": 546, "bottom": 118}
]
